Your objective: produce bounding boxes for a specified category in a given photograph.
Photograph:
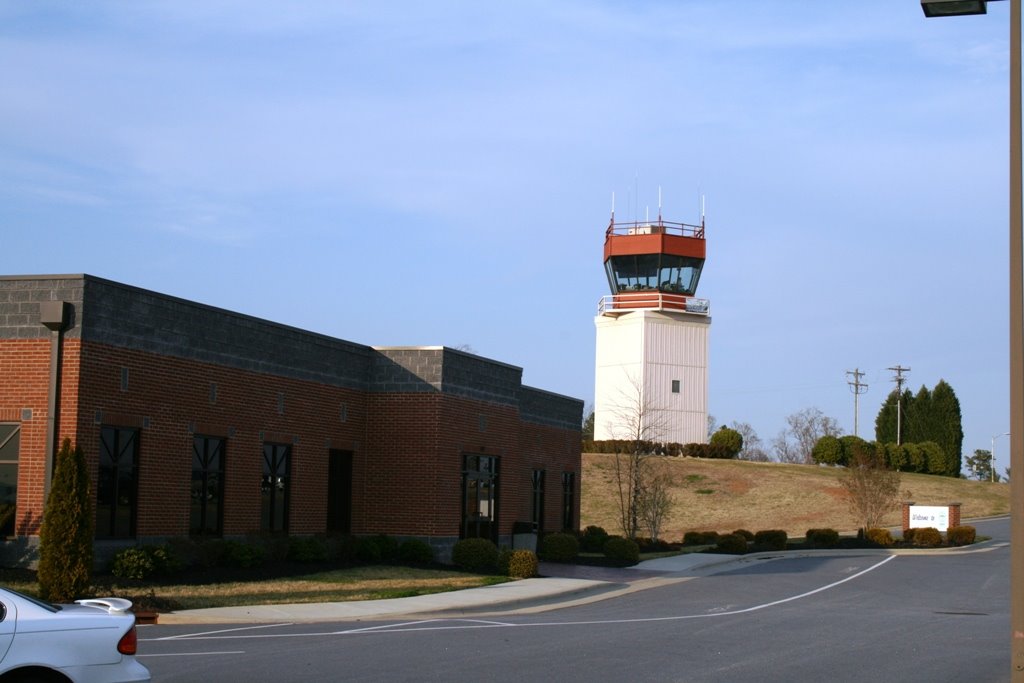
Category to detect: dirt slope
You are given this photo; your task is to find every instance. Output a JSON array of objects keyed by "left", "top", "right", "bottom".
[{"left": 581, "top": 453, "right": 1010, "bottom": 540}]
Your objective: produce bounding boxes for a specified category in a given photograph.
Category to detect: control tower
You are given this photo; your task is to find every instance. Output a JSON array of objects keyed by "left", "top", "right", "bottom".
[{"left": 594, "top": 212, "right": 710, "bottom": 445}]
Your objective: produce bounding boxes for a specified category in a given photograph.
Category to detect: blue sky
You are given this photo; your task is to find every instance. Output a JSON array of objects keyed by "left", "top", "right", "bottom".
[{"left": 1, "top": 1, "right": 1013, "bottom": 472}]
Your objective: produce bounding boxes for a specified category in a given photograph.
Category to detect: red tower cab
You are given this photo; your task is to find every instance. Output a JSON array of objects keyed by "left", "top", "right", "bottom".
[{"left": 600, "top": 216, "right": 708, "bottom": 316}]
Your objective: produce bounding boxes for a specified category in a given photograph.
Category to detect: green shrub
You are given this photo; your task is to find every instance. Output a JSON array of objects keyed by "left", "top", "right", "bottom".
[
  {"left": 139, "top": 544, "right": 182, "bottom": 575},
  {"left": 709, "top": 427, "right": 743, "bottom": 458},
  {"left": 354, "top": 537, "right": 383, "bottom": 564},
  {"left": 715, "top": 533, "right": 748, "bottom": 554},
  {"left": 732, "top": 529, "right": 755, "bottom": 542},
  {"left": 682, "top": 531, "right": 704, "bottom": 546},
  {"left": 497, "top": 547, "right": 513, "bottom": 575},
  {"left": 754, "top": 530, "right": 788, "bottom": 551},
  {"left": 805, "top": 528, "right": 840, "bottom": 549},
  {"left": 399, "top": 539, "right": 434, "bottom": 565},
  {"left": 540, "top": 532, "right": 579, "bottom": 563},
  {"left": 452, "top": 538, "right": 499, "bottom": 572},
  {"left": 865, "top": 528, "right": 894, "bottom": 547},
  {"left": 683, "top": 530, "right": 720, "bottom": 546},
  {"left": 811, "top": 435, "right": 843, "bottom": 465},
  {"left": 947, "top": 525, "right": 976, "bottom": 546},
  {"left": 111, "top": 548, "right": 156, "bottom": 580},
  {"left": 901, "top": 528, "right": 917, "bottom": 544},
  {"left": 38, "top": 440, "right": 94, "bottom": 603},
  {"left": 289, "top": 536, "right": 330, "bottom": 563},
  {"left": 371, "top": 534, "right": 400, "bottom": 563},
  {"left": 507, "top": 550, "right": 539, "bottom": 578},
  {"left": 910, "top": 527, "right": 943, "bottom": 548},
  {"left": 603, "top": 536, "right": 640, "bottom": 566},
  {"left": 580, "top": 525, "right": 609, "bottom": 553},
  {"left": 222, "top": 540, "right": 266, "bottom": 568}
]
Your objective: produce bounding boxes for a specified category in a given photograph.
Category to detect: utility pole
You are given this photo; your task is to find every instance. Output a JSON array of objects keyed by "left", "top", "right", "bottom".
[
  {"left": 888, "top": 365, "right": 910, "bottom": 445},
  {"left": 846, "top": 368, "right": 868, "bottom": 437}
]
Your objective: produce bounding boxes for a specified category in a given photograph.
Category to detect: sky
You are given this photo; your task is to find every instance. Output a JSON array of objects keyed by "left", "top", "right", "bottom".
[{"left": 0, "top": 1, "right": 1014, "bottom": 473}]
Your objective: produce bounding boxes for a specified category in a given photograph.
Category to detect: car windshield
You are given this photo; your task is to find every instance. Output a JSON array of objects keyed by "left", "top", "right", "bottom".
[{"left": 0, "top": 587, "right": 60, "bottom": 613}]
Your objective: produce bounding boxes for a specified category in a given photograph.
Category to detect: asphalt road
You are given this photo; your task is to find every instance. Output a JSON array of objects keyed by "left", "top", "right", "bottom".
[{"left": 140, "top": 518, "right": 1011, "bottom": 682}]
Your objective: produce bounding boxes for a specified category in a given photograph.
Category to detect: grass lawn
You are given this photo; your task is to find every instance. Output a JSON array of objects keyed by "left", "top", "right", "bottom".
[{"left": 0, "top": 565, "right": 509, "bottom": 612}]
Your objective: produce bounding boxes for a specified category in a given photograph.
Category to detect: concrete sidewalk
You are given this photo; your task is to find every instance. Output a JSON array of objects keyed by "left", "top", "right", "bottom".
[{"left": 154, "top": 552, "right": 744, "bottom": 625}]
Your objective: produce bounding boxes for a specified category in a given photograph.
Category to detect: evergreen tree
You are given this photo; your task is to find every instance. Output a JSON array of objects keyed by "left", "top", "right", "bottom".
[
  {"left": 904, "top": 385, "right": 932, "bottom": 445},
  {"left": 931, "top": 380, "right": 963, "bottom": 477},
  {"left": 874, "top": 391, "right": 899, "bottom": 444},
  {"left": 38, "top": 438, "right": 94, "bottom": 603}
]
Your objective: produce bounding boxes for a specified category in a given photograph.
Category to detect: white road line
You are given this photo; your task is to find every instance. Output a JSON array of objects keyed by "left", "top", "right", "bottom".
[
  {"left": 138, "top": 651, "right": 246, "bottom": 657},
  {"left": 157, "top": 556, "right": 898, "bottom": 640},
  {"left": 150, "top": 622, "right": 295, "bottom": 641}
]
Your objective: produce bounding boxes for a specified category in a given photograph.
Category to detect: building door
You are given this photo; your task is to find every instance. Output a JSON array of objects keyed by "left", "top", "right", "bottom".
[
  {"left": 462, "top": 454, "right": 498, "bottom": 542},
  {"left": 327, "top": 450, "right": 353, "bottom": 534}
]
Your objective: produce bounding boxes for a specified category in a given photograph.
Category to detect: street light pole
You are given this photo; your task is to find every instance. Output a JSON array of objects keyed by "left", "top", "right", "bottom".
[{"left": 920, "top": 0, "right": 1023, "bottom": 677}]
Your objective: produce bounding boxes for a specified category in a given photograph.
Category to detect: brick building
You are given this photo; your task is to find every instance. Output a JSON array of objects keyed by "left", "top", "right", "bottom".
[{"left": 0, "top": 275, "right": 582, "bottom": 563}]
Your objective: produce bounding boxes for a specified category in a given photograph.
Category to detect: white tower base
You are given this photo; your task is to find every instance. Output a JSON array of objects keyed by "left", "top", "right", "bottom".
[{"left": 594, "top": 309, "right": 710, "bottom": 445}]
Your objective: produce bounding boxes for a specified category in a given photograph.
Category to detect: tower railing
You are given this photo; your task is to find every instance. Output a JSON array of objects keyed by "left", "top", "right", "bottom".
[
  {"left": 598, "top": 294, "right": 710, "bottom": 316},
  {"left": 606, "top": 218, "right": 705, "bottom": 239}
]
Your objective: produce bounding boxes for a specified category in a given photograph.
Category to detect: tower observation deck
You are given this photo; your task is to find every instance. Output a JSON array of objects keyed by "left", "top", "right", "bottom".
[{"left": 598, "top": 216, "right": 709, "bottom": 316}]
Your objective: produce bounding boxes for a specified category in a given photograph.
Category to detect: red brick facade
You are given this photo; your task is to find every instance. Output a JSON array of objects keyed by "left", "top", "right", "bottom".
[{"left": 0, "top": 276, "right": 582, "bottom": 563}]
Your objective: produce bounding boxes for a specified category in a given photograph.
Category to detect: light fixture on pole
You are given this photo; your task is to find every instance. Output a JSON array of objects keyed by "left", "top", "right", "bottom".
[{"left": 921, "top": 0, "right": 1023, "bottom": 677}]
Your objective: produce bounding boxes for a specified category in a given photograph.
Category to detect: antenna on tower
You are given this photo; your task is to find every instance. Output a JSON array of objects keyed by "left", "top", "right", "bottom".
[
  {"left": 611, "top": 191, "right": 615, "bottom": 222},
  {"left": 658, "top": 185, "right": 663, "bottom": 223}
]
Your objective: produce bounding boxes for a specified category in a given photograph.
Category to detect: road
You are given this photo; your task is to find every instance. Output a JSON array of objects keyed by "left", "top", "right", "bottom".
[{"left": 140, "top": 518, "right": 1010, "bottom": 682}]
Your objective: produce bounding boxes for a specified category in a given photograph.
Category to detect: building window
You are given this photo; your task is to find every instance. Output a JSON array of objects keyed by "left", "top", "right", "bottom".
[
  {"left": 561, "top": 471, "right": 576, "bottom": 532},
  {"left": 671, "top": 380, "right": 680, "bottom": 394},
  {"left": 98, "top": 426, "right": 139, "bottom": 539},
  {"left": 531, "top": 469, "right": 545, "bottom": 534},
  {"left": 191, "top": 435, "right": 225, "bottom": 536},
  {"left": 261, "top": 443, "right": 290, "bottom": 532},
  {"left": 462, "top": 454, "right": 498, "bottom": 541},
  {"left": 0, "top": 424, "right": 19, "bottom": 537}
]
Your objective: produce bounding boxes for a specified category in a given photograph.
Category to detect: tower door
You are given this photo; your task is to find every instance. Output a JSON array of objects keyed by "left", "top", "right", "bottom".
[{"left": 326, "top": 450, "right": 353, "bottom": 534}]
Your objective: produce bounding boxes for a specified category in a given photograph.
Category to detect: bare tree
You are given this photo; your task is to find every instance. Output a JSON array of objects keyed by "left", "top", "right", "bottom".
[
  {"left": 638, "top": 471, "right": 674, "bottom": 542},
  {"left": 608, "top": 374, "right": 670, "bottom": 539},
  {"left": 730, "top": 421, "right": 770, "bottom": 462},
  {"left": 840, "top": 448, "right": 902, "bottom": 531},
  {"left": 772, "top": 407, "right": 842, "bottom": 464}
]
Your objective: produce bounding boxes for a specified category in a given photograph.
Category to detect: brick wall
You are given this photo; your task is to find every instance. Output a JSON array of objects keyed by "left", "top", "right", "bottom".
[{"left": 0, "top": 275, "right": 582, "bottom": 557}]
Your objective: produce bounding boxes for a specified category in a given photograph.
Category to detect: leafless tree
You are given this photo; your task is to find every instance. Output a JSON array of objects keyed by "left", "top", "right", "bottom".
[
  {"left": 729, "top": 421, "right": 770, "bottom": 462},
  {"left": 772, "top": 407, "right": 842, "bottom": 464},
  {"left": 840, "top": 448, "right": 902, "bottom": 531},
  {"left": 608, "top": 374, "right": 670, "bottom": 539},
  {"left": 638, "top": 469, "right": 674, "bottom": 542}
]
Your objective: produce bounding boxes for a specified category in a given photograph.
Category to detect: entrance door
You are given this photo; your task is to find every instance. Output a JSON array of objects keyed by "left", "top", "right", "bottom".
[{"left": 326, "top": 450, "right": 353, "bottom": 534}]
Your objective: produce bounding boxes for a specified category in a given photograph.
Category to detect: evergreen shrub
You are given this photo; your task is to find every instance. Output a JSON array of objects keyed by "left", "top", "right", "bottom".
[
  {"left": 754, "top": 530, "right": 788, "bottom": 551},
  {"left": 714, "top": 533, "right": 748, "bottom": 554},
  {"left": 540, "top": 532, "right": 579, "bottom": 562},
  {"left": 289, "top": 536, "right": 330, "bottom": 563},
  {"left": 399, "top": 539, "right": 434, "bottom": 565},
  {"left": 38, "top": 439, "right": 93, "bottom": 603},
  {"left": 947, "top": 525, "right": 976, "bottom": 546},
  {"left": 805, "top": 528, "right": 839, "bottom": 549},
  {"left": 865, "top": 528, "right": 894, "bottom": 547},
  {"left": 580, "top": 525, "right": 609, "bottom": 552},
  {"left": 603, "top": 536, "right": 640, "bottom": 565},
  {"left": 732, "top": 529, "right": 755, "bottom": 542},
  {"left": 910, "top": 527, "right": 943, "bottom": 548},
  {"left": 452, "top": 538, "right": 499, "bottom": 572}
]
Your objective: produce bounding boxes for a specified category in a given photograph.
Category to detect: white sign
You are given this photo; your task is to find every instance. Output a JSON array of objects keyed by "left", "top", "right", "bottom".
[{"left": 909, "top": 505, "right": 950, "bottom": 531}]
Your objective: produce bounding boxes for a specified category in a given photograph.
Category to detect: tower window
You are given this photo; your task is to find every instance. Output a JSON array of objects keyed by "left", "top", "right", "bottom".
[{"left": 671, "top": 380, "right": 681, "bottom": 394}]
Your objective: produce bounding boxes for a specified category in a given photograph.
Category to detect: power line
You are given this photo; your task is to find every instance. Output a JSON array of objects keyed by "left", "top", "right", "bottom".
[{"left": 846, "top": 368, "right": 868, "bottom": 437}]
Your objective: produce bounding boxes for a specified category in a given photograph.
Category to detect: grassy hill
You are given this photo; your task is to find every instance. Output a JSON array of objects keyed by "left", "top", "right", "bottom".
[{"left": 581, "top": 452, "right": 1010, "bottom": 540}]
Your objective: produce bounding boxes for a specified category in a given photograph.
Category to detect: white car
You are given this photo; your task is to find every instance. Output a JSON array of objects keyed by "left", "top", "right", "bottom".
[{"left": 0, "top": 588, "right": 150, "bottom": 682}]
